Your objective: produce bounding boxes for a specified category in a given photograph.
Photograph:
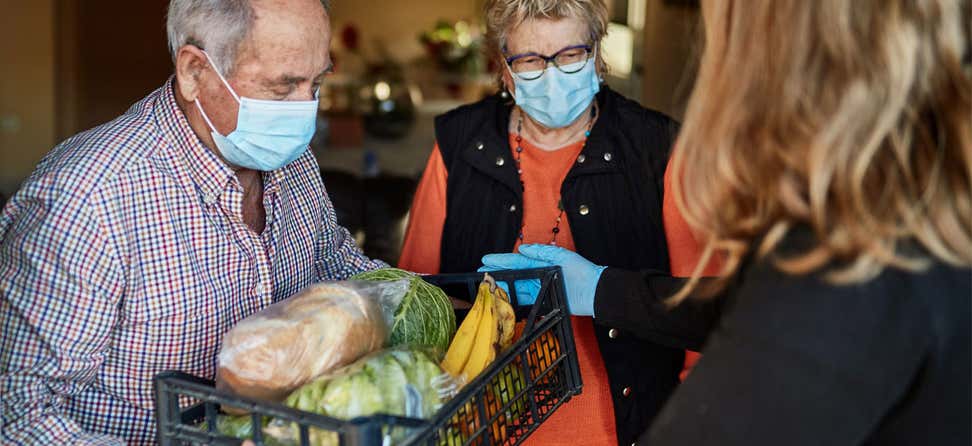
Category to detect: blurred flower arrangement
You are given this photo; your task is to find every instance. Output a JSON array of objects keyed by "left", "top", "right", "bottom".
[{"left": 419, "top": 20, "right": 485, "bottom": 76}]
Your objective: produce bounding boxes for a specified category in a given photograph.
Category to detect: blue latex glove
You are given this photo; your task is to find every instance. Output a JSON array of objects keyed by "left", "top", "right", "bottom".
[
  {"left": 480, "top": 244, "right": 606, "bottom": 316},
  {"left": 477, "top": 256, "right": 552, "bottom": 306}
]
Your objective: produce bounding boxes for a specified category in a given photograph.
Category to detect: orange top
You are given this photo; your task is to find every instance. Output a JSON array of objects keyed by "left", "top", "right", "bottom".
[
  {"left": 399, "top": 137, "right": 720, "bottom": 443},
  {"left": 662, "top": 163, "right": 723, "bottom": 379},
  {"left": 400, "top": 136, "right": 617, "bottom": 445}
]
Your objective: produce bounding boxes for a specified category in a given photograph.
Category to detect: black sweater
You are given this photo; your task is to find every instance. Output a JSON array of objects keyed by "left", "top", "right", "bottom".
[{"left": 595, "top": 235, "right": 972, "bottom": 445}]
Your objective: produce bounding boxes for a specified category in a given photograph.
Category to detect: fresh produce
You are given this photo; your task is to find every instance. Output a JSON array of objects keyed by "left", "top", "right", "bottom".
[
  {"left": 437, "top": 274, "right": 528, "bottom": 444},
  {"left": 517, "top": 320, "right": 561, "bottom": 384},
  {"left": 353, "top": 268, "right": 457, "bottom": 356},
  {"left": 205, "top": 273, "right": 559, "bottom": 446},
  {"left": 441, "top": 274, "right": 516, "bottom": 384},
  {"left": 213, "top": 348, "right": 447, "bottom": 446},
  {"left": 285, "top": 348, "right": 446, "bottom": 419}
]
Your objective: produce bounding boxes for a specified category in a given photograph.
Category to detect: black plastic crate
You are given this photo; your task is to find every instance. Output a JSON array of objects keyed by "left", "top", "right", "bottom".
[{"left": 154, "top": 267, "right": 582, "bottom": 446}]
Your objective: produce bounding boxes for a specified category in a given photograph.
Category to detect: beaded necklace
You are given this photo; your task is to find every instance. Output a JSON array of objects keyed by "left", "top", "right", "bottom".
[{"left": 513, "top": 103, "right": 599, "bottom": 246}]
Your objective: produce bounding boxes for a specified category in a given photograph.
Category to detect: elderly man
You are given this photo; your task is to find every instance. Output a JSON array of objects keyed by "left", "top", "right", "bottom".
[{"left": 0, "top": 0, "right": 381, "bottom": 444}]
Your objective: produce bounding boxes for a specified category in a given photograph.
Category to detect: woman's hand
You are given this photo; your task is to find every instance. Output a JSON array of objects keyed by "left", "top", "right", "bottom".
[{"left": 480, "top": 244, "right": 606, "bottom": 316}]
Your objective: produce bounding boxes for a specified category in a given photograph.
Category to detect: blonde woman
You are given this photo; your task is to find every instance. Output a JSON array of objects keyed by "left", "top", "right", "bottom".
[
  {"left": 399, "top": 0, "right": 697, "bottom": 443},
  {"left": 485, "top": 0, "right": 972, "bottom": 443}
]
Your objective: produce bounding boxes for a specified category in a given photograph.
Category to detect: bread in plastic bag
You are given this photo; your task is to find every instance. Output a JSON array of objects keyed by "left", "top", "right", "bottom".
[{"left": 215, "top": 279, "right": 409, "bottom": 405}]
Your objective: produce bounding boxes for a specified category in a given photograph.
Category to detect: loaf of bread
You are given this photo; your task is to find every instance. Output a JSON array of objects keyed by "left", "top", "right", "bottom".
[{"left": 216, "top": 282, "right": 389, "bottom": 404}]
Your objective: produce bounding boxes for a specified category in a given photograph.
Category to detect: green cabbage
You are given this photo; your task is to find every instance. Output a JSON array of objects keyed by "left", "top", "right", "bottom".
[
  {"left": 352, "top": 268, "right": 456, "bottom": 357},
  {"left": 210, "top": 349, "right": 447, "bottom": 446}
]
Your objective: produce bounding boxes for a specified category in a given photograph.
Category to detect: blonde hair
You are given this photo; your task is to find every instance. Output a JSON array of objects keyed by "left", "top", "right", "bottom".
[
  {"left": 483, "top": 0, "right": 610, "bottom": 85},
  {"left": 672, "top": 0, "right": 972, "bottom": 301}
]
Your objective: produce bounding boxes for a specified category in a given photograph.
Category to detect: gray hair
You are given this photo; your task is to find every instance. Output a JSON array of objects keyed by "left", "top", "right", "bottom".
[
  {"left": 166, "top": 0, "right": 331, "bottom": 75},
  {"left": 483, "top": 0, "right": 609, "bottom": 86}
]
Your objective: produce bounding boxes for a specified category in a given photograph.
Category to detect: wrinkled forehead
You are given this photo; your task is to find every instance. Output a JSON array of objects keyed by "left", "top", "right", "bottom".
[
  {"left": 504, "top": 16, "right": 590, "bottom": 56},
  {"left": 234, "top": 0, "right": 331, "bottom": 78}
]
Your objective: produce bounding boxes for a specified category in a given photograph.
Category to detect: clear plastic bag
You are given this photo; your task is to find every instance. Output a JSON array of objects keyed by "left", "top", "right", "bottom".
[
  {"left": 212, "top": 348, "right": 451, "bottom": 446},
  {"left": 215, "top": 279, "right": 410, "bottom": 405}
]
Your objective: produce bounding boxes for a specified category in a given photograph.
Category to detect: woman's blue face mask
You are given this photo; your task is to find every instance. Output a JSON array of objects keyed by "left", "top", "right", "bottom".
[
  {"left": 507, "top": 48, "right": 600, "bottom": 129},
  {"left": 194, "top": 51, "right": 318, "bottom": 171}
]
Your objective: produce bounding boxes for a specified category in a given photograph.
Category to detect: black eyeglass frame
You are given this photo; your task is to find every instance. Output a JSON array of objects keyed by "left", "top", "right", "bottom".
[{"left": 504, "top": 43, "right": 595, "bottom": 80}]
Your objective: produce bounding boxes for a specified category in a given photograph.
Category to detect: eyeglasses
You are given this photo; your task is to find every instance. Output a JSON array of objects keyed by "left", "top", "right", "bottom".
[{"left": 505, "top": 44, "right": 594, "bottom": 81}]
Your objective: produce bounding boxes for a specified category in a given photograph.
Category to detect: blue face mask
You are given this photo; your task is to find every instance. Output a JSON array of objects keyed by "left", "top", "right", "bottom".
[
  {"left": 509, "top": 51, "right": 600, "bottom": 129},
  {"left": 194, "top": 51, "right": 318, "bottom": 171}
]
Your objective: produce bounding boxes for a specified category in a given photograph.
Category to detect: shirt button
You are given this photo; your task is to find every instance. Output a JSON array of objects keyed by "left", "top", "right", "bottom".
[
  {"left": 608, "top": 328, "right": 619, "bottom": 339},
  {"left": 578, "top": 204, "right": 590, "bottom": 216},
  {"left": 577, "top": 154, "right": 586, "bottom": 164},
  {"left": 476, "top": 141, "right": 485, "bottom": 151},
  {"left": 495, "top": 156, "right": 505, "bottom": 167},
  {"left": 622, "top": 387, "right": 632, "bottom": 397},
  {"left": 254, "top": 284, "right": 266, "bottom": 294},
  {"left": 604, "top": 152, "right": 614, "bottom": 162},
  {"left": 509, "top": 204, "right": 517, "bottom": 212},
  {"left": 203, "top": 192, "right": 217, "bottom": 205}
]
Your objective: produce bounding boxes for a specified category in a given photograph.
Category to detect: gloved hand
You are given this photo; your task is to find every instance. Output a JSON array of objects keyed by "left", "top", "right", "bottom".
[
  {"left": 480, "top": 244, "right": 606, "bottom": 316},
  {"left": 478, "top": 256, "right": 551, "bottom": 306}
]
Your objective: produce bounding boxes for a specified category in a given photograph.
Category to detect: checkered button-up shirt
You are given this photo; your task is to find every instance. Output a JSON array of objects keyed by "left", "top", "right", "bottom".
[{"left": 0, "top": 78, "right": 384, "bottom": 445}]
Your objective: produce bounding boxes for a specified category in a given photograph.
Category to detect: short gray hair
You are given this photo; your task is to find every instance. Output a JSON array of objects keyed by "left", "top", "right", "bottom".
[
  {"left": 166, "top": 0, "right": 331, "bottom": 75},
  {"left": 483, "top": 0, "right": 609, "bottom": 85}
]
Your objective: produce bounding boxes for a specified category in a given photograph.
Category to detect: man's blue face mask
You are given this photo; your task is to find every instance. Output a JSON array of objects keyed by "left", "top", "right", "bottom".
[
  {"left": 508, "top": 49, "right": 600, "bottom": 129},
  {"left": 194, "top": 51, "right": 318, "bottom": 171}
]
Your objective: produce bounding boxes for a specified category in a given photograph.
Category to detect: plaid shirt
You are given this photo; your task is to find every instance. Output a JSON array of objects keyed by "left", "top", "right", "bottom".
[{"left": 0, "top": 79, "right": 384, "bottom": 445}]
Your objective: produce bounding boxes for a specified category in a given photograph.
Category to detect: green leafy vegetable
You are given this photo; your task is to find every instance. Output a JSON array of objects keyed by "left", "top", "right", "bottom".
[{"left": 352, "top": 268, "right": 456, "bottom": 357}]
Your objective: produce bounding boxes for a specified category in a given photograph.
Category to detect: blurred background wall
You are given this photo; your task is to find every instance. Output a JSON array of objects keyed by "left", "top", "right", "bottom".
[
  {"left": 0, "top": 0, "right": 700, "bottom": 243},
  {"left": 1, "top": 0, "right": 57, "bottom": 196},
  {"left": 0, "top": 0, "right": 699, "bottom": 264}
]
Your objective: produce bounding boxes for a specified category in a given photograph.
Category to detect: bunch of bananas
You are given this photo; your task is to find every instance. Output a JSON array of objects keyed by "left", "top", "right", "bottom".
[{"left": 441, "top": 274, "right": 516, "bottom": 384}]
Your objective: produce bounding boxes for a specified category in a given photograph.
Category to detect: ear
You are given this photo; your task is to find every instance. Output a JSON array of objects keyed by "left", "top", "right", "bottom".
[{"left": 174, "top": 45, "right": 210, "bottom": 103}]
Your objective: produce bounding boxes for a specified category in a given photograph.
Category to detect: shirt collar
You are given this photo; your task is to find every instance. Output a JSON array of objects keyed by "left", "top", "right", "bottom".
[{"left": 154, "top": 76, "right": 237, "bottom": 204}]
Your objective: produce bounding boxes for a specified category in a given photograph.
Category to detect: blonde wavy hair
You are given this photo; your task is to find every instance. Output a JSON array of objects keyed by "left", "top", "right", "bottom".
[
  {"left": 483, "top": 0, "right": 610, "bottom": 86},
  {"left": 672, "top": 0, "right": 972, "bottom": 301}
]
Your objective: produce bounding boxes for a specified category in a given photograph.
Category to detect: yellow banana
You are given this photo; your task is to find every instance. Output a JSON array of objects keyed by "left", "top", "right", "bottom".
[
  {"left": 441, "top": 289, "right": 486, "bottom": 376},
  {"left": 487, "top": 276, "right": 516, "bottom": 351},
  {"left": 460, "top": 284, "right": 498, "bottom": 381}
]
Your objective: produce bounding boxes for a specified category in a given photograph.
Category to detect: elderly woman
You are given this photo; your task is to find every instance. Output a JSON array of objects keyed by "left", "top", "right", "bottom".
[
  {"left": 486, "top": 0, "right": 972, "bottom": 444},
  {"left": 399, "top": 0, "right": 693, "bottom": 443}
]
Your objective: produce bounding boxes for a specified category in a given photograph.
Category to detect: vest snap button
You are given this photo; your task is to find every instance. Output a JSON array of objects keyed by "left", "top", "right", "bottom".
[
  {"left": 496, "top": 157, "right": 505, "bottom": 167},
  {"left": 476, "top": 141, "right": 485, "bottom": 151},
  {"left": 603, "top": 152, "right": 613, "bottom": 162},
  {"left": 608, "top": 328, "right": 619, "bottom": 339},
  {"left": 579, "top": 204, "right": 590, "bottom": 216},
  {"left": 622, "top": 387, "right": 632, "bottom": 397},
  {"left": 509, "top": 204, "right": 517, "bottom": 212},
  {"left": 577, "top": 154, "right": 586, "bottom": 164}
]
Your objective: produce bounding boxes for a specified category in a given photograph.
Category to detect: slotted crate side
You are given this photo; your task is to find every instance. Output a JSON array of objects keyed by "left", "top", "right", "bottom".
[
  {"left": 406, "top": 268, "right": 583, "bottom": 446},
  {"left": 154, "top": 267, "right": 582, "bottom": 446}
]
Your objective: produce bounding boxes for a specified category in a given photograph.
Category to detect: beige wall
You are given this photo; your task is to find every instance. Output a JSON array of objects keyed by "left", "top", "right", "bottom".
[
  {"left": 640, "top": 0, "right": 700, "bottom": 120},
  {"left": 0, "top": 0, "right": 56, "bottom": 196}
]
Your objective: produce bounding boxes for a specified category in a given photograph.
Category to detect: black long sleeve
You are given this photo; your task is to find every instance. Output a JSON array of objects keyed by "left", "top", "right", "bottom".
[
  {"left": 593, "top": 268, "right": 721, "bottom": 351},
  {"left": 635, "top": 256, "right": 971, "bottom": 445}
]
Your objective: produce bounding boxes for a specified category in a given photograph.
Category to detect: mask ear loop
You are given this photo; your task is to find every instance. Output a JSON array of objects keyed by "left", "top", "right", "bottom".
[
  {"left": 193, "top": 50, "right": 242, "bottom": 135},
  {"left": 200, "top": 51, "right": 241, "bottom": 104},
  {"left": 193, "top": 97, "right": 220, "bottom": 135}
]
